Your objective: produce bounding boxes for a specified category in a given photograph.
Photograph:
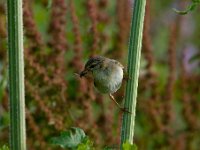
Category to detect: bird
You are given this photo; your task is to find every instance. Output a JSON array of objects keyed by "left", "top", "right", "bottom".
[{"left": 79, "top": 56, "right": 129, "bottom": 113}]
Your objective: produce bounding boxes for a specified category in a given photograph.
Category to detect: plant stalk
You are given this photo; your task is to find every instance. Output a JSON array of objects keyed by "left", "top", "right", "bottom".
[
  {"left": 120, "top": 0, "right": 146, "bottom": 147},
  {"left": 7, "top": 0, "right": 26, "bottom": 149}
]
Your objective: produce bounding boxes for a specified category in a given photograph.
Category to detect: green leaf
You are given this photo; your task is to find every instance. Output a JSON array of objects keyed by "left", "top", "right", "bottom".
[
  {"left": 77, "top": 137, "right": 94, "bottom": 150},
  {"left": 122, "top": 141, "right": 137, "bottom": 150},
  {"left": 173, "top": 1, "right": 200, "bottom": 15},
  {"left": 50, "top": 127, "right": 86, "bottom": 148},
  {"left": 0, "top": 145, "right": 9, "bottom": 150}
]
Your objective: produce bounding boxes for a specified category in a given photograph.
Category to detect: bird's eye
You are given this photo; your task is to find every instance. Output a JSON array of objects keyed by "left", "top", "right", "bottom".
[{"left": 90, "top": 64, "right": 96, "bottom": 68}]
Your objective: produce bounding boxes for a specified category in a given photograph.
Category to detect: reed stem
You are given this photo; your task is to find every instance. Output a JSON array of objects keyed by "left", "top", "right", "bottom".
[
  {"left": 7, "top": 0, "right": 26, "bottom": 149},
  {"left": 120, "top": 0, "right": 146, "bottom": 147}
]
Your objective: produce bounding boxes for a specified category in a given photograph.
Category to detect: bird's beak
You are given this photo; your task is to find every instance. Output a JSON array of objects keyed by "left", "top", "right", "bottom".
[{"left": 80, "top": 69, "right": 88, "bottom": 78}]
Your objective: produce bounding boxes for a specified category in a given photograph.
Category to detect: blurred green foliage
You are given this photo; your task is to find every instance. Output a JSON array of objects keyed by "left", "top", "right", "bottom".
[
  {"left": 122, "top": 141, "right": 137, "bottom": 150},
  {"left": 0, "top": 145, "right": 9, "bottom": 150}
]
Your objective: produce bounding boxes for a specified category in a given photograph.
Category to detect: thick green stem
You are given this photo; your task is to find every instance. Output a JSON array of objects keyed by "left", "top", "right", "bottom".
[
  {"left": 7, "top": 0, "right": 26, "bottom": 149},
  {"left": 120, "top": 0, "right": 146, "bottom": 147}
]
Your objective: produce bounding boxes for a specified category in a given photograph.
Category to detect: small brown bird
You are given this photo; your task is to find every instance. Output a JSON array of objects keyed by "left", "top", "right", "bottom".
[{"left": 80, "top": 56, "right": 129, "bottom": 112}]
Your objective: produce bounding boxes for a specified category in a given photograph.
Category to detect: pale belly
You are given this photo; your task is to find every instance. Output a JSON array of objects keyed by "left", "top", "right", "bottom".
[{"left": 93, "top": 66, "right": 123, "bottom": 94}]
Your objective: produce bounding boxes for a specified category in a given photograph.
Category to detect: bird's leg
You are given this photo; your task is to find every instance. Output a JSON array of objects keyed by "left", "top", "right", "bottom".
[
  {"left": 109, "top": 94, "right": 131, "bottom": 114},
  {"left": 109, "top": 94, "right": 121, "bottom": 108}
]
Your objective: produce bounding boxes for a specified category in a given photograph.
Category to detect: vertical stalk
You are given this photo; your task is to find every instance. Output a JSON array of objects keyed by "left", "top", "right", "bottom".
[
  {"left": 120, "top": 0, "right": 146, "bottom": 147},
  {"left": 7, "top": 0, "right": 26, "bottom": 149}
]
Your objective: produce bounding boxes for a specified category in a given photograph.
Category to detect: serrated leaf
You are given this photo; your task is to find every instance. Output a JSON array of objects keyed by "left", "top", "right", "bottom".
[
  {"left": 122, "top": 141, "right": 137, "bottom": 150},
  {"left": 50, "top": 127, "right": 86, "bottom": 148}
]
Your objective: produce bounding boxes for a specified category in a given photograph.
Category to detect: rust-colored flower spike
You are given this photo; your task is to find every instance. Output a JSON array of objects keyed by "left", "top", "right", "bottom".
[
  {"left": 69, "top": 0, "right": 83, "bottom": 70},
  {"left": 69, "top": 1, "right": 97, "bottom": 136},
  {"left": 181, "top": 52, "right": 199, "bottom": 131},
  {"left": 25, "top": 81, "right": 64, "bottom": 130},
  {"left": 97, "top": 0, "right": 109, "bottom": 23},
  {"left": 48, "top": 0, "right": 68, "bottom": 103},
  {"left": 163, "top": 19, "right": 180, "bottom": 136},
  {"left": 69, "top": 1, "right": 98, "bottom": 137},
  {"left": 86, "top": 0, "right": 99, "bottom": 56},
  {"left": 69, "top": 0, "right": 89, "bottom": 94},
  {"left": 0, "top": 4, "right": 6, "bottom": 38},
  {"left": 143, "top": 0, "right": 154, "bottom": 73},
  {"left": 139, "top": 0, "right": 161, "bottom": 133},
  {"left": 114, "top": 0, "right": 131, "bottom": 59},
  {"left": 26, "top": 108, "right": 46, "bottom": 149},
  {"left": 98, "top": 0, "right": 108, "bottom": 8},
  {"left": 0, "top": 3, "right": 7, "bottom": 61},
  {"left": 23, "top": 0, "right": 43, "bottom": 48},
  {"left": 25, "top": 49, "right": 63, "bottom": 88},
  {"left": 48, "top": 0, "right": 68, "bottom": 52}
]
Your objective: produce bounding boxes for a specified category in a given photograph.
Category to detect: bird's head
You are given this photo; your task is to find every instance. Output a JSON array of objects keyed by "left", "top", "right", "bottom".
[{"left": 80, "top": 56, "right": 104, "bottom": 77}]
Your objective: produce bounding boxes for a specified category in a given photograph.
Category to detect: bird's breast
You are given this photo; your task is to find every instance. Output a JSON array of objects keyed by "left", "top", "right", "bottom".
[{"left": 93, "top": 66, "right": 123, "bottom": 94}]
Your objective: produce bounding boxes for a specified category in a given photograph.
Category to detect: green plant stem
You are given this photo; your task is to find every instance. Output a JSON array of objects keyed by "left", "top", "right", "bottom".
[
  {"left": 120, "top": 0, "right": 146, "bottom": 147},
  {"left": 7, "top": 0, "right": 26, "bottom": 149}
]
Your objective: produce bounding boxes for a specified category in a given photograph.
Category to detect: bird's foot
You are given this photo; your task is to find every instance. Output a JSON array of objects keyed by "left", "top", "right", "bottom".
[
  {"left": 120, "top": 107, "right": 132, "bottom": 114},
  {"left": 123, "top": 74, "right": 131, "bottom": 81}
]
